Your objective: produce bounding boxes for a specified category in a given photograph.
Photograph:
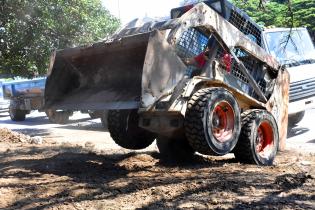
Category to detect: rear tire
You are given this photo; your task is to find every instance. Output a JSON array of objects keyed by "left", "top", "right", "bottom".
[
  {"left": 185, "top": 88, "right": 241, "bottom": 155},
  {"left": 108, "top": 109, "right": 155, "bottom": 150},
  {"left": 46, "top": 109, "right": 72, "bottom": 124},
  {"left": 288, "top": 111, "right": 305, "bottom": 127},
  {"left": 9, "top": 106, "right": 27, "bottom": 121},
  {"left": 233, "top": 110, "right": 279, "bottom": 166},
  {"left": 156, "top": 136, "right": 194, "bottom": 161}
]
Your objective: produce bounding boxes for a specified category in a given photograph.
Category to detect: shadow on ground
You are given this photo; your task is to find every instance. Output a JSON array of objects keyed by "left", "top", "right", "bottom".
[
  {"left": 0, "top": 116, "right": 50, "bottom": 126},
  {"left": 287, "top": 126, "right": 310, "bottom": 138},
  {"left": 11, "top": 128, "right": 51, "bottom": 137},
  {"left": 59, "top": 120, "right": 107, "bottom": 132},
  {"left": 0, "top": 145, "right": 313, "bottom": 210},
  {"left": 1, "top": 114, "right": 106, "bottom": 133},
  {"left": 307, "top": 139, "right": 315, "bottom": 144}
]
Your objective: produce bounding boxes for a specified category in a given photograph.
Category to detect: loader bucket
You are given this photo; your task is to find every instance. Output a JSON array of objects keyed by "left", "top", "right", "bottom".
[{"left": 45, "top": 33, "right": 151, "bottom": 110}]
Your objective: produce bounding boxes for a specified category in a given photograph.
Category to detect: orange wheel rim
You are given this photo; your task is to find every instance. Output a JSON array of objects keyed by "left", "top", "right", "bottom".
[
  {"left": 256, "top": 121, "right": 274, "bottom": 157},
  {"left": 211, "top": 101, "right": 234, "bottom": 142}
]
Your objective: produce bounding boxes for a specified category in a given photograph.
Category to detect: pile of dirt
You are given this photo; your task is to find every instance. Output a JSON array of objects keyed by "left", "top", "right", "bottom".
[{"left": 0, "top": 127, "right": 42, "bottom": 144}]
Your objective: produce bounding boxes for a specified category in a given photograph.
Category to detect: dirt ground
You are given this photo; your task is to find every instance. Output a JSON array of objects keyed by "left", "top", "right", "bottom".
[{"left": 0, "top": 128, "right": 314, "bottom": 210}]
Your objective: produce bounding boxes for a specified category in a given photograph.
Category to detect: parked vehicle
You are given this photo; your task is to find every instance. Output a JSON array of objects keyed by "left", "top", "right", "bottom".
[
  {"left": 0, "top": 80, "right": 10, "bottom": 113},
  {"left": 2, "top": 78, "right": 46, "bottom": 121},
  {"left": 2, "top": 77, "right": 73, "bottom": 123},
  {"left": 44, "top": 1, "right": 289, "bottom": 165},
  {"left": 262, "top": 27, "right": 315, "bottom": 126},
  {"left": 2, "top": 77, "right": 101, "bottom": 123}
]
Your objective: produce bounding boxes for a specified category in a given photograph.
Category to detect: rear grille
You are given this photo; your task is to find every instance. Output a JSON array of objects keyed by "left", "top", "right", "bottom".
[
  {"left": 289, "top": 77, "right": 315, "bottom": 102},
  {"left": 229, "top": 10, "right": 262, "bottom": 46},
  {"left": 176, "top": 28, "right": 208, "bottom": 58},
  {"left": 216, "top": 47, "right": 267, "bottom": 98}
]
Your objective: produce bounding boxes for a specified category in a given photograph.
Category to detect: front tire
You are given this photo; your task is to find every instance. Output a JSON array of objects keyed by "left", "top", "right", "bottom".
[
  {"left": 107, "top": 109, "right": 155, "bottom": 150},
  {"left": 185, "top": 88, "right": 241, "bottom": 155},
  {"left": 233, "top": 110, "right": 279, "bottom": 166},
  {"left": 9, "top": 106, "right": 27, "bottom": 121}
]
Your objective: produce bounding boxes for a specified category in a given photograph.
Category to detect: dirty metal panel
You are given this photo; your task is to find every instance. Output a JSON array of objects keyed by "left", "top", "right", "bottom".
[
  {"left": 266, "top": 70, "right": 290, "bottom": 151},
  {"left": 45, "top": 33, "right": 151, "bottom": 110},
  {"left": 185, "top": 75, "right": 266, "bottom": 109},
  {"left": 141, "top": 30, "right": 187, "bottom": 108},
  {"left": 111, "top": 18, "right": 179, "bottom": 40},
  {"left": 139, "top": 111, "right": 184, "bottom": 134}
]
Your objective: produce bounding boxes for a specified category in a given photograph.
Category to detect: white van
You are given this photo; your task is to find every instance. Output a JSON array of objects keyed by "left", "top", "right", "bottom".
[{"left": 262, "top": 27, "right": 315, "bottom": 126}]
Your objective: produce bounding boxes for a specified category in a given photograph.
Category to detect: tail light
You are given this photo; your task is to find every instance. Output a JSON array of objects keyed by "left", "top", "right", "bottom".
[{"left": 223, "top": 52, "right": 232, "bottom": 73}]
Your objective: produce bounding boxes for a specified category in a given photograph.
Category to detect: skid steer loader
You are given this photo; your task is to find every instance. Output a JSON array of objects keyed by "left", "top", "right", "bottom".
[{"left": 45, "top": 1, "right": 289, "bottom": 165}]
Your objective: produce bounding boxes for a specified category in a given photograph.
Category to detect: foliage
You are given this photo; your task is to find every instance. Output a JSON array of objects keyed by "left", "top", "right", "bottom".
[
  {"left": 292, "top": 0, "right": 315, "bottom": 38},
  {"left": 232, "top": 0, "right": 315, "bottom": 38},
  {"left": 180, "top": 1, "right": 314, "bottom": 40},
  {"left": 0, "top": 0, "right": 120, "bottom": 77},
  {"left": 232, "top": 0, "right": 288, "bottom": 27}
]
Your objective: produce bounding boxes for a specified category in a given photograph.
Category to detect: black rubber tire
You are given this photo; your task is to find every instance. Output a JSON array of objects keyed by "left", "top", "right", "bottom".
[
  {"left": 185, "top": 88, "right": 241, "bottom": 155},
  {"left": 46, "top": 109, "right": 72, "bottom": 124},
  {"left": 9, "top": 106, "right": 27, "bottom": 121},
  {"left": 107, "top": 109, "right": 156, "bottom": 150},
  {"left": 233, "top": 110, "right": 279, "bottom": 166},
  {"left": 156, "top": 136, "right": 195, "bottom": 161},
  {"left": 288, "top": 111, "right": 305, "bottom": 127}
]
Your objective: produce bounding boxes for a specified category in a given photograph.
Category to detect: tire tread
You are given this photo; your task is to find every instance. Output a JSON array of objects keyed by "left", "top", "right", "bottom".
[{"left": 185, "top": 88, "right": 218, "bottom": 155}]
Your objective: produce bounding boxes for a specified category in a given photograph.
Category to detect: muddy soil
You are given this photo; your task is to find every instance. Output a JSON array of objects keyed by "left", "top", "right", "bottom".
[{"left": 0, "top": 128, "right": 314, "bottom": 210}]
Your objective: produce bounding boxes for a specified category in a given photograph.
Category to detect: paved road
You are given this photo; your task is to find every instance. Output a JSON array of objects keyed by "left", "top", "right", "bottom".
[
  {"left": 0, "top": 111, "right": 125, "bottom": 151},
  {"left": 286, "top": 108, "right": 315, "bottom": 154},
  {"left": 0, "top": 109, "right": 314, "bottom": 154}
]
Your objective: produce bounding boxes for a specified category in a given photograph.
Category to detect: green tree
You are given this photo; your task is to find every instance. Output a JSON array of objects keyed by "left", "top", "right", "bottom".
[
  {"left": 0, "top": 0, "right": 120, "bottom": 77},
  {"left": 232, "top": 0, "right": 315, "bottom": 39},
  {"left": 292, "top": 0, "right": 315, "bottom": 38},
  {"left": 232, "top": 0, "right": 289, "bottom": 27}
]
